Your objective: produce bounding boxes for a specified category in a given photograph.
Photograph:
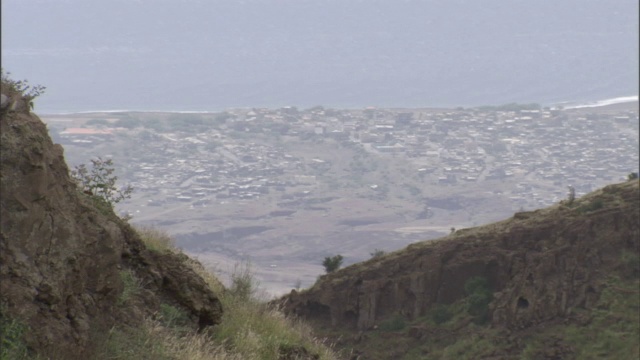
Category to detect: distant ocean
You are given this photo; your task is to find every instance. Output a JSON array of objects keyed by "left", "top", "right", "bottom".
[
  {"left": 560, "top": 96, "right": 639, "bottom": 109},
  {"left": 43, "top": 95, "right": 639, "bottom": 115},
  {"left": 6, "top": 0, "right": 637, "bottom": 115}
]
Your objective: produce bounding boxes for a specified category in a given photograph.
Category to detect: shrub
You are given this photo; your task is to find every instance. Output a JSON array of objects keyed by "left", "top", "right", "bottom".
[
  {"left": 158, "top": 304, "right": 191, "bottom": 335},
  {"left": 322, "top": 255, "right": 344, "bottom": 273},
  {"left": 135, "top": 226, "right": 174, "bottom": 253},
  {"left": 379, "top": 314, "right": 406, "bottom": 332},
  {"left": 467, "top": 292, "right": 491, "bottom": 324},
  {"left": 71, "top": 157, "right": 133, "bottom": 208},
  {"left": 577, "top": 198, "right": 604, "bottom": 213},
  {"left": 464, "top": 276, "right": 493, "bottom": 325},
  {"left": 229, "top": 262, "right": 260, "bottom": 302},
  {"left": 1, "top": 69, "right": 46, "bottom": 109},
  {"left": 0, "top": 310, "right": 29, "bottom": 360},
  {"left": 464, "top": 276, "right": 490, "bottom": 295},
  {"left": 628, "top": 172, "right": 638, "bottom": 181},
  {"left": 431, "top": 304, "right": 453, "bottom": 325},
  {"left": 620, "top": 250, "right": 640, "bottom": 279},
  {"left": 117, "top": 270, "right": 141, "bottom": 306}
]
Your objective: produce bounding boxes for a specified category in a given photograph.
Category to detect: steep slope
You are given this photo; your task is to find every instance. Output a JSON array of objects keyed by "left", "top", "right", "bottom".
[
  {"left": 0, "top": 93, "right": 222, "bottom": 358},
  {"left": 279, "top": 180, "right": 640, "bottom": 359}
]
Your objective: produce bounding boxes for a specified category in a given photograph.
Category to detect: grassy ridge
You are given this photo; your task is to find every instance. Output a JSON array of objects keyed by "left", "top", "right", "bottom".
[
  {"left": 314, "top": 264, "right": 640, "bottom": 360},
  {"left": 97, "top": 226, "right": 339, "bottom": 360}
]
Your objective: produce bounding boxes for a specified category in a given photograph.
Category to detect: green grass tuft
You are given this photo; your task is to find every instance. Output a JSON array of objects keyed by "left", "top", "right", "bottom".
[
  {"left": 0, "top": 315, "right": 30, "bottom": 360},
  {"left": 135, "top": 226, "right": 174, "bottom": 253},
  {"left": 430, "top": 304, "right": 454, "bottom": 325},
  {"left": 117, "top": 269, "right": 141, "bottom": 307},
  {"left": 100, "top": 226, "right": 340, "bottom": 360},
  {"left": 379, "top": 314, "right": 407, "bottom": 332}
]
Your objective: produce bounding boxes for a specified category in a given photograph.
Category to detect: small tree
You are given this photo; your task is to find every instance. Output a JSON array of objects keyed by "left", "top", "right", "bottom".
[
  {"left": 71, "top": 157, "right": 133, "bottom": 207},
  {"left": 430, "top": 304, "right": 453, "bottom": 325},
  {"left": 628, "top": 172, "right": 638, "bottom": 181},
  {"left": 229, "top": 262, "right": 259, "bottom": 301},
  {"left": 1, "top": 69, "right": 46, "bottom": 109},
  {"left": 464, "top": 276, "right": 493, "bottom": 324},
  {"left": 322, "top": 255, "right": 343, "bottom": 273}
]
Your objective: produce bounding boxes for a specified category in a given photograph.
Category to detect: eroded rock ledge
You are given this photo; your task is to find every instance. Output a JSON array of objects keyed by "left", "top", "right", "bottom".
[{"left": 279, "top": 181, "right": 639, "bottom": 331}]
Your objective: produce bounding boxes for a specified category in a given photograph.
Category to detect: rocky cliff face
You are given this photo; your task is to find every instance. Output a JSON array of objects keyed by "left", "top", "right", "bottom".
[
  {"left": 280, "top": 181, "right": 639, "bottom": 334},
  {"left": 0, "top": 99, "right": 222, "bottom": 358}
]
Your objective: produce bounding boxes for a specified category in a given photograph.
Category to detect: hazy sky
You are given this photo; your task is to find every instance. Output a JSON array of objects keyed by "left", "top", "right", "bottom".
[{"left": 2, "top": 0, "right": 638, "bottom": 112}]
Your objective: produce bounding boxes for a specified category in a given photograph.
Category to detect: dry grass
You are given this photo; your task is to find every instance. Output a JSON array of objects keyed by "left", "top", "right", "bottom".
[
  {"left": 141, "top": 318, "right": 242, "bottom": 360},
  {"left": 135, "top": 225, "right": 175, "bottom": 253},
  {"left": 126, "top": 226, "right": 340, "bottom": 360},
  {"left": 213, "top": 292, "right": 338, "bottom": 359}
]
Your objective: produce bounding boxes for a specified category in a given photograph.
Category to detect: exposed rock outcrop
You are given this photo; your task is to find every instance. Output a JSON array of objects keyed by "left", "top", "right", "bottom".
[
  {"left": 279, "top": 181, "right": 639, "bottom": 332},
  {"left": 0, "top": 101, "right": 222, "bottom": 358}
]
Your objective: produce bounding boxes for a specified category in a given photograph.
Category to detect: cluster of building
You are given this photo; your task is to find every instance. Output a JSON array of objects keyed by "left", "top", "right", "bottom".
[{"left": 52, "top": 104, "right": 639, "bottom": 210}]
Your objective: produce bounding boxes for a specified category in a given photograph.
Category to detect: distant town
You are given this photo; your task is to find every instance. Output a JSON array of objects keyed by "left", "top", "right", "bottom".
[
  {"left": 42, "top": 102, "right": 639, "bottom": 293},
  {"left": 48, "top": 103, "right": 638, "bottom": 209}
]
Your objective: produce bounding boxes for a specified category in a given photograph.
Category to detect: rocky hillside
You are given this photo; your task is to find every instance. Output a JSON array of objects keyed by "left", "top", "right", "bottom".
[
  {"left": 1, "top": 76, "right": 342, "bottom": 360},
  {"left": 0, "top": 86, "right": 223, "bottom": 358},
  {"left": 1, "top": 72, "right": 637, "bottom": 359},
  {"left": 279, "top": 180, "right": 640, "bottom": 359}
]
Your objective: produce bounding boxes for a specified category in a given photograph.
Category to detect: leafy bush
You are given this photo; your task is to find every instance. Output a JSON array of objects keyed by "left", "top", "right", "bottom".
[
  {"left": 464, "top": 276, "right": 490, "bottom": 295},
  {"left": 628, "top": 172, "right": 638, "bottom": 181},
  {"left": 322, "top": 255, "right": 344, "bottom": 273},
  {"left": 71, "top": 157, "right": 133, "bottom": 208},
  {"left": 229, "top": 262, "right": 260, "bottom": 302},
  {"left": 620, "top": 250, "right": 640, "bottom": 279},
  {"left": 464, "top": 276, "right": 493, "bottom": 324},
  {"left": 379, "top": 314, "right": 406, "bottom": 332},
  {"left": 576, "top": 198, "right": 604, "bottom": 213},
  {"left": 0, "top": 308, "right": 29, "bottom": 360},
  {"left": 467, "top": 293, "right": 491, "bottom": 323},
  {"left": 431, "top": 304, "right": 454, "bottom": 325},
  {"left": 1, "top": 69, "right": 46, "bottom": 109}
]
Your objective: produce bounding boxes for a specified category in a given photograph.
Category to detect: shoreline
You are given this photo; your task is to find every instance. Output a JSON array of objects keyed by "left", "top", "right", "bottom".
[{"left": 37, "top": 96, "right": 639, "bottom": 116}]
